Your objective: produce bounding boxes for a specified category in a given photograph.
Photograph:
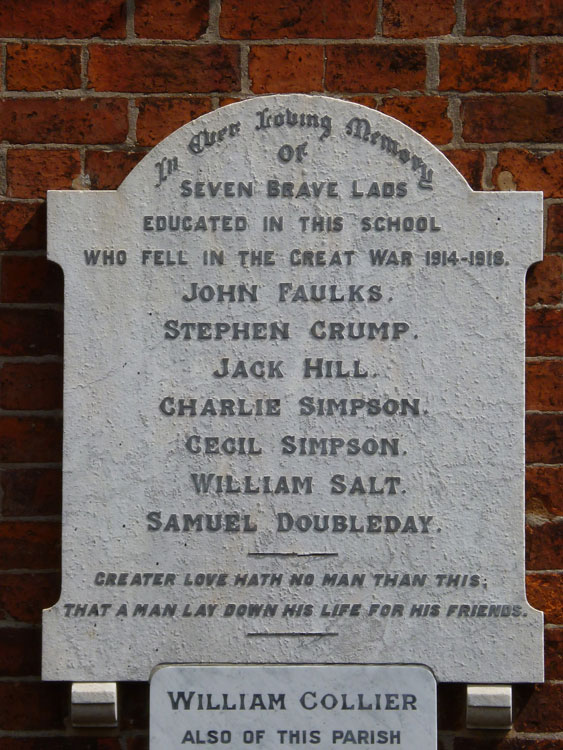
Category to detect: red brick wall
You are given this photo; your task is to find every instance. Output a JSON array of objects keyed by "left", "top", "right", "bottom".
[{"left": 0, "top": 1, "right": 561, "bottom": 747}]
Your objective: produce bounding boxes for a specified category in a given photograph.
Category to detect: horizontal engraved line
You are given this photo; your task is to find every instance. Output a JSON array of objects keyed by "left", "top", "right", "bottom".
[
  {"left": 247, "top": 552, "right": 338, "bottom": 558},
  {"left": 247, "top": 632, "right": 339, "bottom": 638}
]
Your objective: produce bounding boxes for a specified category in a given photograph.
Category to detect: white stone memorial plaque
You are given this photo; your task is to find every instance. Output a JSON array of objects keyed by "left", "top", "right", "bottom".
[
  {"left": 42, "top": 94, "right": 543, "bottom": 683},
  {"left": 150, "top": 665, "right": 437, "bottom": 750}
]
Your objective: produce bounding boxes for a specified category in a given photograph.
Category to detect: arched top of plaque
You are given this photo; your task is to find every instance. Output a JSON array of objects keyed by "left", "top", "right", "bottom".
[
  {"left": 44, "top": 94, "right": 543, "bottom": 685},
  {"left": 121, "top": 94, "right": 468, "bottom": 196},
  {"left": 48, "top": 94, "right": 542, "bottom": 273}
]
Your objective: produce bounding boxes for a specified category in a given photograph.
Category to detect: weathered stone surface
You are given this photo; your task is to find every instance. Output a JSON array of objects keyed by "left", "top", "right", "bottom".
[
  {"left": 42, "top": 95, "right": 543, "bottom": 683},
  {"left": 150, "top": 666, "right": 436, "bottom": 750}
]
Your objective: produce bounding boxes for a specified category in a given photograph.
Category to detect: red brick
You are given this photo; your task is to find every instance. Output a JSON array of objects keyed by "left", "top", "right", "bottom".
[
  {"left": 85, "top": 150, "right": 145, "bottom": 189},
  {"left": 466, "top": 0, "right": 562, "bottom": 36},
  {"left": 346, "top": 96, "right": 378, "bottom": 108},
  {"left": 526, "top": 255, "right": 563, "bottom": 306},
  {"left": 0, "top": 628, "right": 40, "bottom": 676},
  {"left": 6, "top": 44, "right": 81, "bottom": 91},
  {"left": 219, "top": 97, "right": 245, "bottom": 108},
  {"left": 437, "top": 683, "right": 465, "bottom": 730},
  {"left": 249, "top": 45, "right": 324, "bottom": 94},
  {"left": 527, "top": 308, "right": 563, "bottom": 356},
  {"left": 527, "top": 466, "right": 563, "bottom": 517},
  {"left": 534, "top": 44, "right": 563, "bottom": 90},
  {"left": 526, "top": 414, "right": 563, "bottom": 463},
  {"left": 1, "top": 468, "right": 61, "bottom": 517},
  {"left": 379, "top": 96, "right": 452, "bottom": 144},
  {"left": 439, "top": 45, "right": 530, "bottom": 93},
  {"left": 0, "top": 0, "right": 125, "bottom": 38},
  {"left": 526, "top": 360, "right": 563, "bottom": 412},
  {"left": 0, "top": 682, "right": 65, "bottom": 730},
  {"left": 136, "top": 98, "right": 212, "bottom": 147},
  {"left": 527, "top": 573, "right": 562, "bottom": 623},
  {"left": 0, "top": 202, "right": 46, "bottom": 252},
  {"left": 88, "top": 45, "right": 239, "bottom": 93},
  {"left": 493, "top": 149, "right": 563, "bottom": 198},
  {"left": 526, "top": 520, "right": 563, "bottom": 569},
  {"left": 1, "top": 256, "right": 63, "bottom": 304},
  {"left": 383, "top": 0, "right": 455, "bottom": 38},
  {"left": 121, "top": 682, "right": 150, "bottom": 729},
  {"left": 0, "top": 522, "right": 60, "bottom": 569},
  {"left": 0, "top": 416, "right": 62, "bottom": 463},
  {"left": 220, "top": 0, "right": 377, "bottom": 39},
  {"left": 546, "top": 204, "right": 563, "bottom": 253},
  {"left": 135, "top": 0, "right": 208, "bottom": 39},
  {"left": 7, "top": 149, "right": 81, "bottom": 198},
  {"left": 545, "top": 627, "right": 563, "bottom": 679},
  {"left": 0, "top": 741, "right": 122, "bottom": 750},
  {"left": 0, "top": 98, "right": 128, "bottom": 145},
  {"left": 462, "top": 95, "right": 563, "bottom": 143},
  {"left": 495, "top": 149, "right": 563, "bottom": 197},
  {"left": 0, "top": 362, "right": 63, "bottom": 410},
  {"left": 514, "top": 682, "right": 563, "bottom": 732},
  {"left": 0, "top": 573, "right": 60, "bottom": 623},
  {"left": 326, "top": 45, "right": 426, "bottom": 93},
  {"left": 127, "top": 739, "right": 149, "bottom": 750},
  {"left": 443, "top": 149, "right": 485, "bottom": 190},
  {"left": 455, "top": 739, "right": 563, "bottom": 750},
  {"left": 0, "top": 309, "right": 62, "bottom": 356}
]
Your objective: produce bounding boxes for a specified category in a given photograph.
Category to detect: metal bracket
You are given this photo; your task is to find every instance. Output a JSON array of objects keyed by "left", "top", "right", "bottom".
[
  {"left": 71, "top": 682, "right": 118, "bottom": 727},
  {"left": 466, "top": 685, "right": 512, "bottom": 729}
]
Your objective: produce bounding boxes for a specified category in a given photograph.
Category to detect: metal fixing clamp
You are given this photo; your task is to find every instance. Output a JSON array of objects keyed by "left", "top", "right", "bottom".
[
  {"left": 70, "top": 682, "right": 118, "bottom": 727},
  {"left": 466, "top": 685, "right": 512, "bottom": 729}
]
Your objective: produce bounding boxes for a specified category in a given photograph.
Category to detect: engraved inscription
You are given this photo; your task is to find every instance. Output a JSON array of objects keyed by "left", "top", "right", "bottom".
[{"left": 43, "top": 94, "right": 544, "bottom": 684}]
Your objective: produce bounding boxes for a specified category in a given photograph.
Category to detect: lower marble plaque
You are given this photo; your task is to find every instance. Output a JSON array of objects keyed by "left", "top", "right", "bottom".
[{"left": 150, "top": 665, "right": 437, "bottom": 749}]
